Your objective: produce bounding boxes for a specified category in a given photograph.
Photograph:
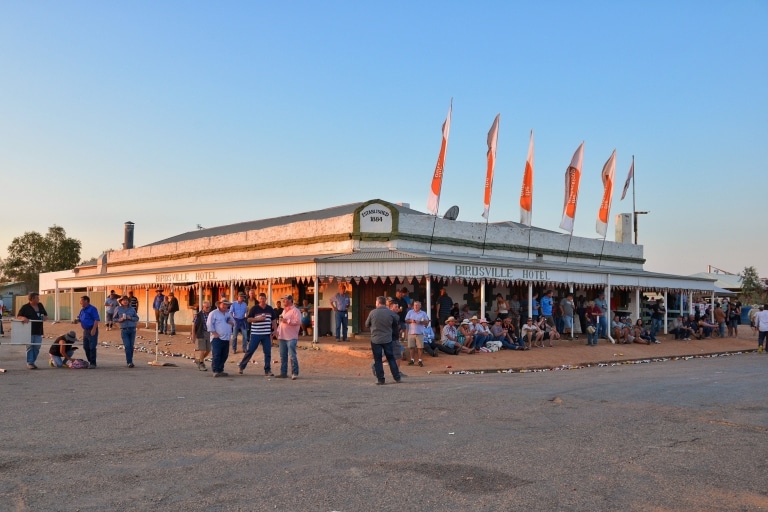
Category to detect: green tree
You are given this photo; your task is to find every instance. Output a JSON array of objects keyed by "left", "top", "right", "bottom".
[
  {"left": 2, "top": 225, "right": 82, "bottom": 292},
  {"left": 738, "top": 266, "right": 766, "bottom": 305}
]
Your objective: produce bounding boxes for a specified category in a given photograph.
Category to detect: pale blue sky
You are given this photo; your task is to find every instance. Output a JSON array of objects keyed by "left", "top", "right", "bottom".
[{"left": 2, "top": 1, "right": 766, "bottom": 277}]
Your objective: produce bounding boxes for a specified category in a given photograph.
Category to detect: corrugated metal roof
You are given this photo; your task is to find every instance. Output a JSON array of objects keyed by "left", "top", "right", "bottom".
[
  {"left": 145, "top": 201, "right": 428, "bottom": 247},
  {"left": 320, "top": 250, "right": 421, "bottom": 261}
]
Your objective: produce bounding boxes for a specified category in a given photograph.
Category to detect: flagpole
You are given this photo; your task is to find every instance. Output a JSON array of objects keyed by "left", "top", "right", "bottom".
[
  {"left": 597, "top": 233, "right": 608, "bottom": 266},
  {"left": 632, "top": 155, "right": 637, "bottom": 244},
  {"left": 428, "top": 210, "right": 439, "bottom": 252},
  {"left": 565, "top": 233, "right": 574, "bottom": 263},
  {"left": 481, "top": 215, "right": 491, "bottom": 256}
]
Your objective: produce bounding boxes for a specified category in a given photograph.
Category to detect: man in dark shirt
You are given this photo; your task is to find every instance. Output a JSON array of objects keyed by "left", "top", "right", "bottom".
[
  {"left": 365, "top": 296, "right": 402, "bottom": 385},
  {"left": 16, "top": 292, "right": 48, "bottom": 369},
  {"left": 436, "top": 288, "right": 453, "bottom": 334}
]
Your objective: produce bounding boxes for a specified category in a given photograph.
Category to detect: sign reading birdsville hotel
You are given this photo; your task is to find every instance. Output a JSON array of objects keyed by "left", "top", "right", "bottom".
[
  {"left": 358, "top": 203, "right": 393, "bottom": 233},
  {"left": 155, "top": 271, "right": 217, "bottom": 283},
  {"left": 452, "top": 265, "right": 548, "bottom": 281}
]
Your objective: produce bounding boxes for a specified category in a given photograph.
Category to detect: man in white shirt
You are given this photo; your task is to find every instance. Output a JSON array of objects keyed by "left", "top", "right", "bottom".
[
  {"left": 405, "top": 301, "right": 430, "bottom": 367},
  {"left": 755, "top": 305, "right": 768, "bottom": 354}
]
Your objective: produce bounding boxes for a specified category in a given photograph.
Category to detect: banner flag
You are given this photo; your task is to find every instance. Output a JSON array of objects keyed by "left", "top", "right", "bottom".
[
  {"left": 596, "top": 149, "right": 616, "bottom": 237},
  {"left": 519, "top": 130, "right": 534, "bottom": 226},
  {"left": 559, "top": 142, "right": 584, "bottom": 233},
  {"left": 427, "top": 100, "right": 452, "bottom": 215},
  {"left": 482, "top": 114, "right": 500, "bottom": 219},
  {"left": 620, "top": 159, "right": 634, "bottom": 201}
]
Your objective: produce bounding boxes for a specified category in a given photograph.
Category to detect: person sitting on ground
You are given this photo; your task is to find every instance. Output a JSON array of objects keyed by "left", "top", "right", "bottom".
[
  {"left": 696, "top": 316, "right": 718, "bottom": 339},
  {"left": 439, "top": 317, "right": 474, "bottom": 354},
  {"left": 536, "top": 317, "right": 558, "bottom": 347},
  {"left": 612, "top": 315, "right": 634, "bottom": 344},
  {"left": 422, "top": 325, "right": 448, "bottom": 356},
  {"left": 489, "top": 318, "right": 505, "bottom": 341},
  {"left": 521, "top": 317, "right": 542, "bottom": 349},
  {"left": 459, "top": 304, "right": 472, "bottom": 322},
  {"left": 49, "top": 331, "right": 79, "bottom": 368},
  {"left": 670, "top": 316, "right": 689, "bottom": 340},
  {"left": 458, "top": 319, "right": 475, "bottom": 349},
  {"left": 633, "top": 318, "right": 658, "bottom": 344},
  {"left": 499, "top": 318, "right": 526, "bottom": 350},
  {"left": 473, "top": 317, "right": 492, "bottom": 350}
]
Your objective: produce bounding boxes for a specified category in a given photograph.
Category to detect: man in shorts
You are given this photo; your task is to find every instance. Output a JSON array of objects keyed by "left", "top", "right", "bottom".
[{"left": 405, "top": 300, "right": 430, "bottom": 367}]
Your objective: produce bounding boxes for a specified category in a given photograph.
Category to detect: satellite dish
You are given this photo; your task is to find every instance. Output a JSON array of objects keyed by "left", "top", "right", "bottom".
[{"left": 443, "top": 205, "right": 460, "bottom": 221}]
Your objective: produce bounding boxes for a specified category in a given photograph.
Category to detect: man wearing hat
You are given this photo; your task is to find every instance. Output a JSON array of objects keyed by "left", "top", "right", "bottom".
[
  {"left": 114, "top": 295, "right": 140, "bottom": 368},
  {"left": 229, "top": 292, "right": 249, "bottom": 353},
  {"left": 167, "top": 291, "right": 180, "bottom": 336},
  {"left": 207, "top": 298, "right": 235, "bottom": 377},
  {"left": 275, "top": 295, "right": 301, "bottom": 379},
  {"left": 48, "top": 331, "right": 79, "bottom": 368}
]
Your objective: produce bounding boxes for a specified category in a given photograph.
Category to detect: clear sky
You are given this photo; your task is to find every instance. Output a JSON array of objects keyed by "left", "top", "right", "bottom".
[{"left": 2, "top": 1, "right": 766, "bottom": 278}]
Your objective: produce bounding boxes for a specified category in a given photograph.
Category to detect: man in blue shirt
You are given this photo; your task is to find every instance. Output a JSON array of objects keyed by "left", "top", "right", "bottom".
[
  {"left": 152, "top": 289, "right": 165, "bottom": 331},
  {"left": 229, "top": 292, "right": 249, "bottom": 353},
  {"left": 78, "top": 295, "right": 101, "bottom": 368},
  {"left": 206, "top": 299, "right": 235, "bottom": 378},
  {"left": 114, "top": 295, "right": 139, "bottom": 368},
  {"left": 594, "top": 293, "right": 609, "bottom": 339},
  {"left": 331, "top": 283, "right": 351, "bottom": 342},
  {"left": 541, "top": 290, "right": 554, "bottom": 327}
]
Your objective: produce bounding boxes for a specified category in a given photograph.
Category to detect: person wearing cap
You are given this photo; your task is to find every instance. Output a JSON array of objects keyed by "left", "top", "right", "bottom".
[
  {"left": 365, "top": 296, "right": 402, "bottom": 384},
  {"left": 48, "top": 331, "right": 79, "bottom": 368},
  {"left": 229, "top": 292, "right": 249, "bottom": 353},
  {"left": 275, "top": 295, "right": 301, "bottom": 379},
  {"left": 114, "top": 295, "right": 140, "bottom": 368},
  {"left": 152, "top": 289, "right": 165, "bottom": 330},
  {"left": 330, "top": 283, "right": 351, "bottom": 342},
  {"left": 240, "top": 292, "right": 275, "bottom": 377},
  {"left": 207, "top": 299, "right": 235, "bottom": 377},
  {"left": 77, "top": 296, "right": 101, "bottom": 368}
]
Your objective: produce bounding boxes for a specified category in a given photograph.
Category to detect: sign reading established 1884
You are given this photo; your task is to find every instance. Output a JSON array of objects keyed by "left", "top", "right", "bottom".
[{"left": 359, "top": 203, "right": 393, "bottom": 234}]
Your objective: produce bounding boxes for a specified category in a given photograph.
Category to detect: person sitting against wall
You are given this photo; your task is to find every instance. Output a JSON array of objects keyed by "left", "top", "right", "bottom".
[
  {"left": 472, "top": 317, "right": 493, "bottom": 350},
  {"left": 439, "top": 317, "right": 474, "bottom": 354},
  {"left": 520, "top": 317, "right": 543, "bottom": 349},
  {"left": 632, "top": 318, "right": 658, "bottom": 344},
  {"left": 498, "top": 317, "right": 527, "bottom": 350},
  {"left": 670, "top": 316, "right": 691, "bottom": 340},
  {"left": 48, "top": 331, "right": 79, "bottom": 368},
  {"left": 695, "top": 315, "right": 718, "bottom": 339},
  {"left": 458, "top": 319, "right": 475, "bottom": 349},
  {"left": 459, "top": 304, "right": 472, "bottom": 322},
  {"left": 612, "top": 315, "right": 634, "bottom": 344},
  {"left": 536, "top": 317, "right": 559, "bottom": 347}
]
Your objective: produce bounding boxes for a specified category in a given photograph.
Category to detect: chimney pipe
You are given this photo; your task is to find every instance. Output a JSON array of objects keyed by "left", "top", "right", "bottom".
[{"left": 124, "top": 221, "right": 135, "bottom": 250}]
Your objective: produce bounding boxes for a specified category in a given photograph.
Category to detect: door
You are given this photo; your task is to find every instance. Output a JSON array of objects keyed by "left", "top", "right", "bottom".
[{"left": 357, "top": 282, "right": 391, "bottom": 333}]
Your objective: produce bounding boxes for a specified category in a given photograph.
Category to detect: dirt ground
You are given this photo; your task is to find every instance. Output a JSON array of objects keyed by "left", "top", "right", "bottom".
[{"left": 2, "top": 318, "right": 760, "bottom": 376}]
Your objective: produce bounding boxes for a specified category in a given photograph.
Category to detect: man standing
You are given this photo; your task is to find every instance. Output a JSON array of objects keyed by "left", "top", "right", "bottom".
[
  {"left": 152, "top": 289, "right": 165, "bottom": 331},
  {"left": 366, "top": 296, "right": 402, "bottom": 385},
  {"left": 229, "top": 292, "right": 249, "bottom": 353},
  {"left": 594, "top": 293, "right": 608, "bottom": 339},
  {"left": 435, "top": 288, "right": 453, "bottom": 333},
  {"left": 650, "top": 298, "right": 666, "bottom": 338},
  {"left": 561, "top": 293, "right": 577, "bottom": 339},
  {"left": 114, "top": 295, "right": 139, "bottom": 368},
  {"left": 127, "top": 291, "right": 139, "bottom": 319},
  {"left": 167, "top": 291, "right": 179, "bottom": 335},
  {"left": 299, "top": 299, "right": 313, "bottom": 336},
  {"left": 78, "top": 296, "right": 100, "bottom": 368},
  {"left": 192, "top": 301, "right": 212, "bottom": 371},
  {"left": 756, "top": 305, "right": 768, "bottom": 353},
  {"left": 330, "top": 283, "right": 350, "bottom": 342},
  {"left": 275, "top": 295, "right": 301, "bottom": 379},
  {"left": 405, "top": 300, "right": 430, "bottom": 367},
  {"left": 239, "top": 292, "right": 275, "bottom": 377},
  {"left": 541, "top": 290, "right": 554, "bottom": 327},
  {"left": 104, "top": 291, "right": 118, "bottom": 331},
  {"left": 206, "top": 298, "right": 234, "bottom": 377},
  {"left": 16, "top": 292, "right": 48, "bottom": 369}
]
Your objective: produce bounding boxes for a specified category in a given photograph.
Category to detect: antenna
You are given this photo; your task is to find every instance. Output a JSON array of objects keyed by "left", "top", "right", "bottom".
[{"left": 443, "top": 205, "right": 459, "bottom": 221}]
